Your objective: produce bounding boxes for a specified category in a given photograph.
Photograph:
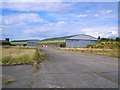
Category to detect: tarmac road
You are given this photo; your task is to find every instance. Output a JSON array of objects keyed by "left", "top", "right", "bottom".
[
  {"left": 2, "top": 47, "right": 118, "bottom": 88},
  {"left": 32, "top": 47, "right": 118, "bottom": 88}
]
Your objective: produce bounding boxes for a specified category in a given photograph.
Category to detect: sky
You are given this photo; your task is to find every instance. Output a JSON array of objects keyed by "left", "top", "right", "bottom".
[{"left": 0, "top": 1, "right": 118, "bottom": 40}]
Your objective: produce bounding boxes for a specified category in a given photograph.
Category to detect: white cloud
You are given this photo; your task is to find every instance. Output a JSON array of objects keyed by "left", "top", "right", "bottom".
[
  {"left": 3, "top": 13, "right": 44, "bottom": 26},
  {"left": 57, "top": 21, "right": 66, "bottom": 24},
  {"left": 81, "top": 26, "right": 118, "bottom": 38},
  {"left": 3, "top": 17, "right": 118, "bottom": 40},
  {"left": 2, "top": 2, "right": 75, "bottom": 12},
  {"left": 46, "top": 21, "right": 66, "bottom": 26},
  {"left": 106, "top": 10, "right": 112, "bottom": 14},
  {"left": 16, "top": 21, "right": 83, "bottom": 39},
  {"left": 86, "top": 10, "right": 91, "bottom": 13},
  {"left": 94, "top": 14, "right": 98, "bottom": 17},
  {"left": 100, "top": 10, "right": 112, "bottom": 14},
  {"left": 77, "top": 14, "right": 88, "bottom": 18}
]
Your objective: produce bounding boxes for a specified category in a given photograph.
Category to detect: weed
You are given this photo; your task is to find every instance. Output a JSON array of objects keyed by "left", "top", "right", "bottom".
[
  {"left": 40, "top": 52, "right": 45, "bottom": 60},
  {"left": 32, "top": 49, "right": 45, "bottom": 72},
  {"left": 33, "top": 61, "right": 37, "bottom": 72},
  {"left": 3, "top": 79, "right": 15, "bottom": 85},
  {"left": 59, "top": 48, "right": 119, "bottom": 58},
  {"left": 2, "top": 56, "right": 13, "bottom": 64}
]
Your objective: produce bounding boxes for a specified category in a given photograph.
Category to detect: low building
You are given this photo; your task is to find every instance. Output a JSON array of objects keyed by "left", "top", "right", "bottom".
[
  {"left": 0, "top": 38, "right": 11, "bottom": 46},
  {"left": 66, "top": 34, "right": 98, "bottom": 48},
  {"left": 14, "top": 44, "right": 27, "bottom": 47},
  {"left": 27, "top": 40, "right": 39, "bottom": 46}
]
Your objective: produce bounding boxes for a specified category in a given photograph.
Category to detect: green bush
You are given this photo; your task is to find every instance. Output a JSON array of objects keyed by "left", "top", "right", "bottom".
[
  {"left": 40, "top": 52, "right": 45, "bottom": 60},
  {"left": 2, "top": 56, "right": 13, "bottom": 64}
]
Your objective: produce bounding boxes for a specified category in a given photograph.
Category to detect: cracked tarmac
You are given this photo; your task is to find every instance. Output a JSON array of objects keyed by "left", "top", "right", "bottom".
[{"left": 2, "top": 47, "right": 118, "bottom": 88}]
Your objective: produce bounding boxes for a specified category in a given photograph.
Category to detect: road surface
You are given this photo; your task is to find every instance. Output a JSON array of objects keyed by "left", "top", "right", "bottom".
[
  {"left": 2, "top": 47, "right": 118, "bottom": 88},
  {"left": 33, "top": 47, "right": 118, "bottom": 88}
]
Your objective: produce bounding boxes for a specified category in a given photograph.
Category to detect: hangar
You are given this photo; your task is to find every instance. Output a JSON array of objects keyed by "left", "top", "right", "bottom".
[{"left": 66, "top": 34, "right": 98, "bottom": 48}]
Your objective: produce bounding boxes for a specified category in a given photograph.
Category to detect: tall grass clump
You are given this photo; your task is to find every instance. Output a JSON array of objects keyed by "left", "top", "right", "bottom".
[
  {"left": 32, "top": 49, "right": 45, "bottom": 72},
  {"left": 39, "top": 52, "right": 45, "bottom": 61},
  {"left": 2, "top": 47, "right": 36, "bottom": 65}
]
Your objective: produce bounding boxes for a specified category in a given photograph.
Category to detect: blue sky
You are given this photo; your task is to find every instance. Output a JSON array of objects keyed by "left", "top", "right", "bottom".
[{"left": 0, "top": 1, "right": 118, "bottom": 40}]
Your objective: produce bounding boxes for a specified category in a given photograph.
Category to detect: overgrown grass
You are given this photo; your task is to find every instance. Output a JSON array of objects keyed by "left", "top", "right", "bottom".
[
  {"left": 39, "top": 52, "right": 45, "bottom": 60},
  {"left": 2, "top": 47, "right": 39, "bottom": 65},
  {"left": 86, "top": 41, "right": 120, "bottom": 49},
  {"left": 2, "top": 46, "right": 45, "bottom": 73},
  {"left": 59, "top": 48, "right": 119, "bottom": 58},
  {"left": 32, "top": 49, "right": 45, "bottom": 72},
  {"left": 59, "top": 41, "right": 120, "bottom": 58}
]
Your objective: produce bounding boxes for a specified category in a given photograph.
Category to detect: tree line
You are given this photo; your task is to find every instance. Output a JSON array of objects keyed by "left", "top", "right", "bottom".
[{"left": 98, "top": 36, "right": 120, "bottom": 42}]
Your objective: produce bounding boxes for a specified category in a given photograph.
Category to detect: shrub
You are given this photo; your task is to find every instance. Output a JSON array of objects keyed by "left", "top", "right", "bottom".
[
  {"left": 40, "top": 52, "right": 45, "bottom": 60},
  {"left": 2, "top": 56, "right": 13, "bottom": 64}
]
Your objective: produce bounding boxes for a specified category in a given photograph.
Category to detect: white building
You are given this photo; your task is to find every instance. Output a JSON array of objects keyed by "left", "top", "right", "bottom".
[{"left": 27, "top": 40, "right": 39, "bottom": 46}]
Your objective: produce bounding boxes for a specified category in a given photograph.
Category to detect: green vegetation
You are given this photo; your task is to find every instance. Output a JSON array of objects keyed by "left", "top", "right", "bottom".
[
  {"left": 100, "top": 37, "right": 120, "bottom": 42},
  {"left": 2, "top": 46, "right": 46, "bottom": 73},
  {"left": 39, "top": 52, "right": 45, "bottom": 60},
  {"left": 10, "top": 39, "right": 40, "bottom": 45},
  {"left": 116, "top": 37, "right": 120, "bottom": 42},
  {"left": 86, "top": 42, "right": 120, "bottom": 49},
  {"left": 33, "top": 61, "right": 37, "bottom": 72},
  {"left": 59, "top": 48, "right": 119, "bottom": 58},
  {"left": 2, "top": 47, "right": 36, "bottom": 65},
  {"left": 2, "top": 47, "right": 45, "bottom": 66},
  {"left": 10, "top": 42, "right": 27, "bottom": 45},
  {"left": 2, "top": 75, "right": 16, "bottom": 85},
  {"left": 2, "top": 46, "right": 12, "bottom": 49},
  {"left": 11, "top": 39, "right": 40, "bottom": 42},
  {"left": 59, "top": 41, "right": 120, "bottom": 58},
  {"left": 3, "top": 79, "right": 15, "bottom": 85},
  {"left": 39, "top": 40, "right": 65, "bottom": 44},
  {"left": 32, "top": 49, "right": 45, "bottom": 72}
]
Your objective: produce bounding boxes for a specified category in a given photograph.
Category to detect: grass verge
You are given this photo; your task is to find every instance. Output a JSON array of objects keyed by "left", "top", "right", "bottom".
[
  {"left": 2, "top": 47, "right": 36, "bottom": 65},
  {"left": 2, "top": 47, "right": 45, "bottom": 66},
  {"left": 59, "top": 48, "right": 119, "bottom": 58},
  {"left": 2, "top": 46, "right": 45, "bottom": 73}
]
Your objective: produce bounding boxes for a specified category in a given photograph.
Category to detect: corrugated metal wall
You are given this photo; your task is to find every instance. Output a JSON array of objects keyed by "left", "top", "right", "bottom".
[
  {"left": 27, "top": 42, "right": 38, "bottom": 46},
  {"left": 66, "top": 39, "right": 98, "bottom": 48}
]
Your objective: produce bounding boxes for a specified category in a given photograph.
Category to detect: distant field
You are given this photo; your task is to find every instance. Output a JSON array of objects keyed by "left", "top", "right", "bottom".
[
  {"left": 10, "top": 42, "right": 27, "bottom": 45},
  {"left": 10, "top": 40, "right": 65, "bottom": 45},
  {"left": 39, "top": 40, "right": 65, "bottom": 44}
]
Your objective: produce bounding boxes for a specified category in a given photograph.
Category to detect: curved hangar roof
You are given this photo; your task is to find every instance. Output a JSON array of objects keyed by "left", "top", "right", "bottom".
[{"left": 66, "top": 34, "right": 98, "bottom": 40}]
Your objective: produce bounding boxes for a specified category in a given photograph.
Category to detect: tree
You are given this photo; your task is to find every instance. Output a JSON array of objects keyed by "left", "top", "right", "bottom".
[
  {"left": 101, "top": 38, "right": 109, "bottom": 41},
  {"left": 98, "top": 36, "right": 100, "bottom": 40},
  {"left": 116, "top": 37, "right": 120, "bottom": 42}
]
